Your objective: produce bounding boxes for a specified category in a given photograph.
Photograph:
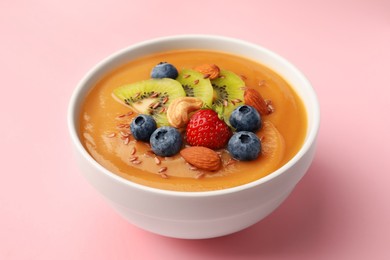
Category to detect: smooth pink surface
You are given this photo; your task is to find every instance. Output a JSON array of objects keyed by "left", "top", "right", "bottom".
[{"left": 1, "top": 0, "right": 389, "bottom": 259}]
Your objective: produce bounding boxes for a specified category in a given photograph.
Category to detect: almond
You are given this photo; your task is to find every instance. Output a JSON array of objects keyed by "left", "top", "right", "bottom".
[
  {"left": 244, "top": 88, "right": 271, "bottom": 115},
  {"left": 180, "top": 146, "right": 221, "bottom": 171},
  {"left": 194, "top": 64, "right": 220, "bottom": 80}
]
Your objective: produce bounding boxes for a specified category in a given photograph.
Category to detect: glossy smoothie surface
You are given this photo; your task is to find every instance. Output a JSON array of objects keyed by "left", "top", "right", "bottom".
[{"left": 80, "top": 49, "right": 307, "bottom": 191}]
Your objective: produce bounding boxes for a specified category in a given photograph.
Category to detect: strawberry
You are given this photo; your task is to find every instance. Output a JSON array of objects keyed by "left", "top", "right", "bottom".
[{"left": 186, "top": 109, "right": 232, "bottom": 149}]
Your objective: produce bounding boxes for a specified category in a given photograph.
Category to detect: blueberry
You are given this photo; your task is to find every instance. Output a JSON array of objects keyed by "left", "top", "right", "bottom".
[
  {"left": 130, "top": 114, "right": 157, "bottom": 141},
  {"left": 227, "top": 131, "right": 261, "bottom": 161},
  {"left": 150, "top": 62, "right": 178, "bottom": 79},
  {"left": 229, "top": 105, "right": 262, "bottom": 132},
  {"left": 150, "top": 126, "right": 183, "bottom": 157}
]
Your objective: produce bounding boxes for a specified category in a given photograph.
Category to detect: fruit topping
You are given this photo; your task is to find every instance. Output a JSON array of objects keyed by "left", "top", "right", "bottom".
[
  {"left": 244, "top": 88, "right": 272, "bottom": 116},
  {"left": 150, "top": 62, "right": 179, "bottom": 79},
  {"left": 258, "top": 121, "right": 285, "bottom": 162},
  {"left": 229, "top": 105, "right": 262, "bottom": 132},
  {"left": 112, "top": 78, "right": 186, "bottom": 126},
  {"left": 176, "top": 69, "right": 213, "bottom": 107},
  {"left": 167, "top": 97, "right": 203, "bottom": 128},
  {"left": 194, "top": 64, "right": 220, "bottom": 80},
  {"left": 112, "top": 61, "right": 276, "bottom": 166},
  {"left": 130, "top": 114, "right": 157, "bottom": 141},
  {"left": 180, "top": 146, "right": 221, "bottom": 171},
  {"left": 227, "top": 131, "right": 261, "bottom": 161},
  {"left": 186, "top": 109, "right": 232, "bottom": 149},
  {"left": 210, "top": 70, "right": 245, "bottom": 124},
  {"left": 150, "top": 126, "right": 183, "bottom": 157}
]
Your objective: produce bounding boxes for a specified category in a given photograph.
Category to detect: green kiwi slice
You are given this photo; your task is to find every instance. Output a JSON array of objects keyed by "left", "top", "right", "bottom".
[
  {"left": 176, "top": 69, "right": 213, "bottom": 107},
  {"left": 112, "top": 78, "right": 186, "bottom": 126},
  {"left": 211, "top": 70, "right": 245, "bottom": 124}
]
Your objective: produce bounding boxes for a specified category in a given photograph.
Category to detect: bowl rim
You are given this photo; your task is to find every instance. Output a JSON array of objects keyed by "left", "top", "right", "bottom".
[{"left": 68, "top": 34, "right": 320, "bottom": 198}]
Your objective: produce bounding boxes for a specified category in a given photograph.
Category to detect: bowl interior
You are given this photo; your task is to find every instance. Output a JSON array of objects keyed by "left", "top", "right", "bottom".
[{"left": 68, "top": 35, "right": 320, "bottom": 196}]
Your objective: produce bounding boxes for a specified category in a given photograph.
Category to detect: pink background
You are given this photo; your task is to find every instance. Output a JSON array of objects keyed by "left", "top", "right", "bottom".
[{"left": 1, "top": 0, "right": 389, "bottom": 259}]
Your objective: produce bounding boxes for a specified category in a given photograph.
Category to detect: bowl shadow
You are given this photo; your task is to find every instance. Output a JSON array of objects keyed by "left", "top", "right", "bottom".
[{"left": 154, "top": 157, "right": 337, "bottom": 257}]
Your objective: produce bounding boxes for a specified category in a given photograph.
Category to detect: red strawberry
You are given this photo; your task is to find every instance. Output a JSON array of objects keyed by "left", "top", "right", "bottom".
[{"left": 186, "top": 109, "right": 232, "bottom": 149}]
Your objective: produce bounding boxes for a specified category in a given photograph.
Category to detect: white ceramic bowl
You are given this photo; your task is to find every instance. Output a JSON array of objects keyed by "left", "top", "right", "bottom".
[{"left": 68, "top": 35, "right": 320, "bottom": 239}]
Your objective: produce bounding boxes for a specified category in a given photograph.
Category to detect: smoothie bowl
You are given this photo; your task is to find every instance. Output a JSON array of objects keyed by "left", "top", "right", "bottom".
[{"left": 68, "top": 35, "right": 320, "bottom": 239}]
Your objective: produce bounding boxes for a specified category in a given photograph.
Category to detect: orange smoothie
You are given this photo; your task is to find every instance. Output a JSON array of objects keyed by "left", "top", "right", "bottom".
[{"left": 79, "top": 49, "right": 307, "bottom": 191}]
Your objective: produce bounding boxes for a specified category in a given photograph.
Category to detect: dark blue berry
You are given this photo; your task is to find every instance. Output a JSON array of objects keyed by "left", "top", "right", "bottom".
[
  {"left": 229, "top": 105, "right": 262, "bottom": 132},
  {"left": 227, "top": 131, "right": 261, "bottom": 161},
  {"left": 150, "top": 62, "right": 178, "bottom": 79},
  {"left": 150, "top": 126, "right": 183, "bottom": 157},
  {"left": 130, "top": 114, "right": 157, "bottom": 141}
]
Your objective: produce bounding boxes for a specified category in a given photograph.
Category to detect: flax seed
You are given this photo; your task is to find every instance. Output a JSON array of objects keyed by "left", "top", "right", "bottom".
[
  {"left": 107, "top": 133, "right": 116, "bottom": 138},
  {"left": 226, "top": 158, "right": 237, "bottom": 166},
  {"left": 183, "top": 74, "right": 190, "bottom": 78},
  {"left": 194, "top": 79, "right": 199, "bottom": 85},
  {"left": 117, "top": 114, "right": 126, "bottom": 119},
  {"left": 267, "top": 104, "right": 275, "bottom": 113},
  {"left": 129, "top": 156, "right": 138, "bottom": 162},
  {"left": 258, "top": 80, "right": 265, "bottom": 87},
  {"left": 150, "top": 92, "right": 159, "bottom": 98},
  {"left": 152, "top": 102, "right": 160, "bottom": 109},
  {"left": 120, "top": 131, "right": 129, "bottom": 137},
  {"left": 203, "top": 74, "right": 210, "bottom": 79},
  {"left": 130, "top": 147, "right": 136, "bottom": 155},
  {"left": 162, "top": 96, "right": 169, "bottom": 104},
  {"left": 145, "top": 150, "right": 155, "bottom": 157},
  {"left": 158, "top": 167, "right": 167, "bottom": 173},
  {"left": 223, "top": 100, "right": 228, "bottom": 107},
  {"left": 124, "top": 137, "right": 130, "bottom": 145},
  {"left": 195, "top": 172, "right": 205, "bottom": 179},
  {"left": 189, "top": 165, "right": 198, "bottom": 171},
  {"left": 154, "top": 157, "right": 161, "bottom": 165}
]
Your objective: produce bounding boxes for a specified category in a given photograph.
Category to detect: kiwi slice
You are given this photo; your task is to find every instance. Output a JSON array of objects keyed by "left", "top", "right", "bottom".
[
  {"left": 113, "top": 78, "right": 186, "bottom": 126},
  {"left": 176, "top": 69, "right": 213, "bottom": 107},
  {"left": 211, "top": 70, "right": 245, "bottom": 123}
]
